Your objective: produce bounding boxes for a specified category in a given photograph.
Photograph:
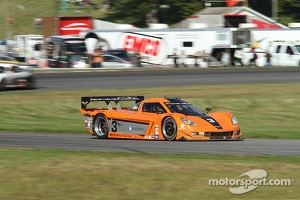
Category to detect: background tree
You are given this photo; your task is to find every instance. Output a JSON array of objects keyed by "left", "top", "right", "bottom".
[
  {"left": 101, "top": 0, "right": 300, "bottom": 28},
  {"left": 101, "top": 0, "right": 204, "bottom": 28},
  {"left": 278, "top": 0, "right": 300, "bottom": 25}
]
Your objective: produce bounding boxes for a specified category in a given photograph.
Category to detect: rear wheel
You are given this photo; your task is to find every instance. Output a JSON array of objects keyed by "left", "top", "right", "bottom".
[
  {"left": 0, "top": 79, "right": 7, "bottom": 91},
  {"left": 26, "top": 76, "right": 36, "bottom": 89},
  {"left": 93, "top": 114, "right": 109, "bottom": 139},
  {"left": 162, "top": 117, "right": 177, "bottom": 141}
]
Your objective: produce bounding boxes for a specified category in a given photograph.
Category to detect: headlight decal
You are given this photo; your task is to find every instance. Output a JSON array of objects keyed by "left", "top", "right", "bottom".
[
  {"left": 180, "top": 118, "right": 197, "bottom": 126},
  {"left": 198, "top": 115, "right": 222, "bottom": 129}
]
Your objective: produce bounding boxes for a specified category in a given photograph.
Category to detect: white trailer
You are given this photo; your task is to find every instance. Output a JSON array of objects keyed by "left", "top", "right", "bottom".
[
  {"left": 81, "top": 27, "right": 300, "bottom": 67},
  {"left": 80, "top": 28, "right": 251, "bottom": 66}
]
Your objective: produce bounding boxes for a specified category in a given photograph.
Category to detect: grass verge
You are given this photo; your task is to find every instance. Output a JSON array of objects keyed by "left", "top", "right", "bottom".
[{"left": 0, "top": 149, "right": 299, "bottom": 200}]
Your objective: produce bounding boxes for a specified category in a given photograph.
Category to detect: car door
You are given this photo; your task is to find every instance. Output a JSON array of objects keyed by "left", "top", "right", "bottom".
[
  {"left": 10, "top": 66, "right": 29, "bottom": 86},
  {"left": 280, "top": 45, "right": 299, "bottom": 66},
  {"left": 271, "top": 44, "right": 281, "bottom": 66}
]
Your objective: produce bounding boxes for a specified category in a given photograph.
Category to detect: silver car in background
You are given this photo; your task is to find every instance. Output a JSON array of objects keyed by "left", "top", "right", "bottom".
[
  {"left": 0, "top": 63, "right": 36, "bottom": 90},
  {"left": 102, "top": 55, "right": 132, "bottom": 68}
]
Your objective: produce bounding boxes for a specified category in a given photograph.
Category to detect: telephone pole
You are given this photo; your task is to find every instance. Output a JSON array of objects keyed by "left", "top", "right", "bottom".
[
  {"left": 272, "top": 0, "right": 278, "bottom": 21},
  {"left": 3, "top": 0, "right": 12, "bottom": 39}
]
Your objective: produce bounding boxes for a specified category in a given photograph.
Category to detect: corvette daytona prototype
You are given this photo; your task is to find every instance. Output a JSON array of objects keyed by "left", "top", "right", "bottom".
[{"left": 80, "top": 96, "right": 242, "bottom": 141}]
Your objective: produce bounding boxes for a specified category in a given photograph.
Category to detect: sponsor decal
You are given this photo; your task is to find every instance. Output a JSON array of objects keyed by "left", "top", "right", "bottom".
[
  {"left": 206, "top": 118, "right": 215, "bottom": 123},
  {"left": 121, "top": 32, "right": 167, "bottom": 64},
  {"left": 59, "top": 18, "right": 93, "bottom": 35},
  {"left": 60, "top": 23, "right": 90, "bottom": 30},
  {"left": 155, "top": 125, "right": 159, "bottom": 134},
  {"left": 200, "top": 115, "right": 222, "bottom": 129},
  {"left": 110, "top": 133, "right": 122, "bottom": 137}
]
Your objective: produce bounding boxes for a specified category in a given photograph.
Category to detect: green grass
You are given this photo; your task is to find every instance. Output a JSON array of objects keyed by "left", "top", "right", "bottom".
[
  {"left": 0, "top": 83, "right": 299, "bottom": 199},
  {"left": 1, "top": 82, "right": 300, "bottom": 139},
  {"left": 0, "top": 149, "right": 299, "bottom": 200}
]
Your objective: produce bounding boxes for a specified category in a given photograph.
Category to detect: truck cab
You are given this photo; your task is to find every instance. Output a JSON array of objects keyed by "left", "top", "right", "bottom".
[
  {"left": 270, "top": 41, "right": 300, "bottom": 66},
  {"left": 45, "top": 35, "right": 88, "bottom": 68},
  {"left": 13, "top": 34, "right": 44, "bottom": 63}
]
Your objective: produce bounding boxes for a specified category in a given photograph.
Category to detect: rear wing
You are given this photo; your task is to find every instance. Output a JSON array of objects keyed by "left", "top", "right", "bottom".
[{"left": 81, "top": 96, "right": 144, "bottom": 110}]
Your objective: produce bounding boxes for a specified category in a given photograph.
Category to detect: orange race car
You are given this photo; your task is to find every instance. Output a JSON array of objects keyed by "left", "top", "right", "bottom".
[{"left": 80, "top": 96, "right": 243, "bottom": 141}]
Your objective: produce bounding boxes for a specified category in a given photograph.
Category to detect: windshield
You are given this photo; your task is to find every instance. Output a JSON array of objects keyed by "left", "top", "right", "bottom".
[
  {"left": 66, "top": 43, "right": 87, "bottom": 55},
  {"left": 295, "top": 45, "right": 300, "bottom": 53},
  {"left": 165, "top": 102, "right": 205, "bottom": 116},
  {"left": 105, "top": 50, "right": 132, "bottom": 61}
]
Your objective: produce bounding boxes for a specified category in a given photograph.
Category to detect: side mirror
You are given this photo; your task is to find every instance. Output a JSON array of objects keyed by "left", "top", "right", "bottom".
[{"left": 206, "top": 107, "right": 212, "bottom": 113}]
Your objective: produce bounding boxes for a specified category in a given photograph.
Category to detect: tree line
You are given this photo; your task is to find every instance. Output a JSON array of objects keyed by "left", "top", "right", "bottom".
[{"left": 99, "top": 0, "right": 300, "bottom": 28}]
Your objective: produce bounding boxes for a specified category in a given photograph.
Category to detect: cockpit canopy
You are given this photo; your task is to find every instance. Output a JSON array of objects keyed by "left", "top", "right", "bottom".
[{"left": 127, "top": 97, "right": 205, "bottom": 116}]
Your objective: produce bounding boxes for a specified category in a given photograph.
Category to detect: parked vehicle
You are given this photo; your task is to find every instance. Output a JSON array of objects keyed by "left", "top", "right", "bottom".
[
  {"left": 45, "top": 35, "right": 88, "bottom": 68},
  {"left": 102, "top": 55, "right": 132, "bottom": 68},
  {"left": 68, "top": 54, "right": 89, "bottom": 68},
  {"left": 0, "top": 55, "right": 20, "bottom": 64},
  {"left": 104, "top": 49, "right": 132, "bottom": 62},
  {"left": 269, "top": 41, "right": 300, "bottom": 66},
  {"left": 243, "top": 29, "right": 300, "bottom": 66}
]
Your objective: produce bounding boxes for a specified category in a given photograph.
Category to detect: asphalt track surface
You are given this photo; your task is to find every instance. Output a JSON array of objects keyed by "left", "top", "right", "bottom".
[
  {"left": 34, "top": 67, "right": 300, "bottom": 90},
  {"left": 0, "top": 132, "right": 299, "bottom": 156},
  {"left": 1, "top": 67, "right": 300, "bottom": 156}
]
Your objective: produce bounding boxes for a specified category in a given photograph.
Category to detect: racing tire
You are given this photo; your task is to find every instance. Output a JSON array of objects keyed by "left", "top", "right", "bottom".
[
  {"left": 162, "top": 117, "right": 177, "bottom": 141},
  {"left": 93, "top": 114, "right": 109, "bottom": 139},
  {"left": 26, "top": 76, "right": 37, "bottom": 90},
  {"left": 0, "top": 79, "right": 7, "bottom": 91}
]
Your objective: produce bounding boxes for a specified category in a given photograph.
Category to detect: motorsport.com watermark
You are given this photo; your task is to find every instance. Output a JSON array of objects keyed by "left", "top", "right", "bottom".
[{"left": 208, "top": 169, "right": 293, "bottom": 194}]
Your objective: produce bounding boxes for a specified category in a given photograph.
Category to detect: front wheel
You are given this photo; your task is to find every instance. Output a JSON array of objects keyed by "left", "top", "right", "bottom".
[
  {"left": 162, "top": 117, "right": 177, "bottom": 141},
  {"left": 93, "top": 114, "right": 109, "bottom": 139}
]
